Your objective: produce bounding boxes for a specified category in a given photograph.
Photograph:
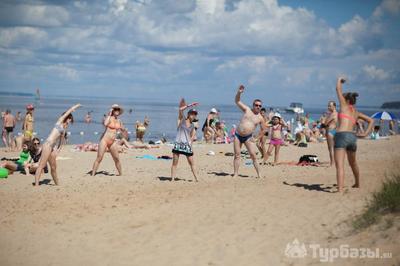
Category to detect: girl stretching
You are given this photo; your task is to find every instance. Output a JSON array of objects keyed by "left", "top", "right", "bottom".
[
  {"left": 34, "top": 104, "right": 81, "bottom": 186},
  {"left": 334, "top": 77, "right": 374, "bottom": 192},
  {"left": 91, "top": 104, "right": 125, "bottom": 176},
  {"left": 261, "top": 114, "right": 287, "bottom": 165},
  {"left": 170, "top": 99, "right": 199, "bottom": 182}
]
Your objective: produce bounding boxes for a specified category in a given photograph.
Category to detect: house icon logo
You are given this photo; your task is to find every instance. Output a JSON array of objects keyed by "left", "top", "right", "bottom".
[{"left": 285, "top": 239, "right": 307, "bottom": 258}]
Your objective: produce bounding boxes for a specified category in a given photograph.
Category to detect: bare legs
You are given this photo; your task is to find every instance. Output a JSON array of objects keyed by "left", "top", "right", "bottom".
[
  {"left": 34, "top": 143, "right": 52, "bottom": 186},
  {"left": 334, "top": 148, "right": 360, "bottom": 192},
  {"left": 91, "top": 140, "right": 122, "bottom": 176},
  {"left": 262, "top": 144, "right": 280, "bottom": 165},
  {"left": 48, "top": 151, "right": 59, "bottom": 185},
  {"left": 233, "top": 137, "right": 242, "bottom": 177},
  {"left": 326, "top": 133, "right": 335, "bottom": 166},
  {"left": 233, "top": 137, "right": 261, "bottom": 178},
  {"left": 347, "top": 150, "right": 360, "bottom": 188},
  {"left": 170, "top": 153, "right": 198, "bottom": 182},
  {"left": 109, "top": 143, "right": 122, "bottom": 176}
]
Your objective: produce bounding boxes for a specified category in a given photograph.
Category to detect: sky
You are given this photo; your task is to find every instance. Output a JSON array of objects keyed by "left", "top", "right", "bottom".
[{"left": 0, "top": 0, "right": 399, "bottom": 107}]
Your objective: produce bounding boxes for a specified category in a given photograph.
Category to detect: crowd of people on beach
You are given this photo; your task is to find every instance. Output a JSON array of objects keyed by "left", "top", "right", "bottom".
[{"left": 1, "top": 77, "right": 399, "bottom": 192}]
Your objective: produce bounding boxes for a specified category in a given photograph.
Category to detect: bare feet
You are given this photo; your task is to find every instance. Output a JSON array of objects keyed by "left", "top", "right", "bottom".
[{"left": 352, "top": 183, "right": 360, "bottom": 188}]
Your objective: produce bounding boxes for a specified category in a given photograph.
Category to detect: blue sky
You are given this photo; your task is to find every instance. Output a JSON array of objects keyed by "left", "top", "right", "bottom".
[{"left": 0, "top": 0, "right": 399, "bottom": 107}]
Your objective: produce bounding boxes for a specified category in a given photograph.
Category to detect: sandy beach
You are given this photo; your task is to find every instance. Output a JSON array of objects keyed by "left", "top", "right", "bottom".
[{"left": 0, "top": 136, "right": 399, "bottom": 265}]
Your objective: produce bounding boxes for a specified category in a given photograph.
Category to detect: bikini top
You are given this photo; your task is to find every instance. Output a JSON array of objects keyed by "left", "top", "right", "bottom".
[
  {"left": 107, "top": 119, "right": 122, "bottom": 130},
  {"left": 338, "top": 105, "right": 356, "bottom": 125},
  {"left": 54, "top": 123, "right": 65, "bottom": 134},
  {"left": 272, "top": 124, "right": 281, "bottom": 131}
]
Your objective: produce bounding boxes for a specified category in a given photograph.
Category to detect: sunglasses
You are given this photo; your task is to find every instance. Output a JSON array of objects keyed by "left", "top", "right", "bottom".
[
  {"left": 254, "top": 104, "right": 262, "bottom": 107},
  {"left": 34, "top": 142, "right": 40, "bottom": 145}
]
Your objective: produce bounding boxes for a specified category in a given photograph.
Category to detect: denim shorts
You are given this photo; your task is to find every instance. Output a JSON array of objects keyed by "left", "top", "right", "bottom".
[{"left": 334, "top": 132, "right": 357, "bottom": 152}]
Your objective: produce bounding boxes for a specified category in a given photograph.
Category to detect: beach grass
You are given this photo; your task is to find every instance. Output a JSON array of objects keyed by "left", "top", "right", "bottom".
[{"left": 353, "top": 170, "right": 400, "bottom": 231}]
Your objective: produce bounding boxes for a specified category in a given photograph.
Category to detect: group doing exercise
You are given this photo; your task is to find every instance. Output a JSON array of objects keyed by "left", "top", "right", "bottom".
[{"left": 1, "top": 77, "right": 375, "bottom": 192}]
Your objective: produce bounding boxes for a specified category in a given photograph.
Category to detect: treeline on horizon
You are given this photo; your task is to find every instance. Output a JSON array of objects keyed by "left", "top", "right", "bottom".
[{"left": 381, "top": 101, "right": 400, "bottom": 109}]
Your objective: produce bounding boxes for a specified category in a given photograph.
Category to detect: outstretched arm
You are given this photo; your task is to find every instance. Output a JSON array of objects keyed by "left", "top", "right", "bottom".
[
  {"left": 57, "top": 104, "right": 81, "bottom": 124},
  {"left": 178, "top": 98, "right": 198, "bottom": 125},
  {"left": 357, "top": 112, "right": 374, "bottom": 137},
  {"left": 336, "top": 77, "right": 347, "bottom": 107},
  {"left": 235, "top": 85, "right": 248, "bottom": 112}
]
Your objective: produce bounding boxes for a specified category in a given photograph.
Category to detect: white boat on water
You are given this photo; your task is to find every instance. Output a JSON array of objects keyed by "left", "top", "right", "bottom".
[{"left": 285, "top": 102, "right": 304, "bottom": 114}]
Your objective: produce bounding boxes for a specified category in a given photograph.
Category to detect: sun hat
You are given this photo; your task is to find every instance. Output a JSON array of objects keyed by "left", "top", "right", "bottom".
[
  {"left": 26, "top": 104, "right": 34, "bottom": 110},
  {"left": 111, "top": 104, "right": 124, "bottom": 114}
]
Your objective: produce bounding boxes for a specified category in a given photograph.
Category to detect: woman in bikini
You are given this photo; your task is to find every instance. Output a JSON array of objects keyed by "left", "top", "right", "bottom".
[
  {"left": 91, "top": 104, "right": 125, "bottom": 176},
  {"left": 334, "top": 77, "right": 374, "bottom": 192},
  {"left": 325, "top": 101, "right": 338, "bottom": 166},
  {"left": 171, "top": 99, "right": 199, "bottom": 182},
  {"left": 261, "top": 114, "right": 287, "bottom": 165},
  {"left": 34, "top": 104, "right": 81, "bottom": 186},
  {"left": 135, "top": 116, "right": 150, "bottom": 143}
]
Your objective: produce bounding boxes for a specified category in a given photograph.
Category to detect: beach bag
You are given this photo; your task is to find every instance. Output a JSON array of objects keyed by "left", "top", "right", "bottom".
[{"left": 298, "top": 155, "right": 319, "bottom": 163}]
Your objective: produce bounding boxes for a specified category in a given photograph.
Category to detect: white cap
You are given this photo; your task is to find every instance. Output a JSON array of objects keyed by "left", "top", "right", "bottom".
[
  {"left": 273, "top": 112, "right": 281, "bottom": 118},
  {"left": 210, "top": 108, "right": 218, "bottom": 114}
]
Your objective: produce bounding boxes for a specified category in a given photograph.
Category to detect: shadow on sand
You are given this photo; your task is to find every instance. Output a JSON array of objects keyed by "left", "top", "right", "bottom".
[
  {"left": 157, "top": 176, "right": 193, "bottom": 182},
  {"left": 87, "top": 170, "right": 116, "bottom": 176},
  {"left": 283, "top": 181, "right": 334, "bottom": 193},
  {"left": 208, "top": 171, "right": 250, "bottom": 178},
  {"left": 32, "top": 179, "right": 52, "bottom": 186}
]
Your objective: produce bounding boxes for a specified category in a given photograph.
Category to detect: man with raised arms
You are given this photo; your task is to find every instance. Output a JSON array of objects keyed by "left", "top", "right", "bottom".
[{"left": 233, "top": 85, "right": 267, "bottom": 178}]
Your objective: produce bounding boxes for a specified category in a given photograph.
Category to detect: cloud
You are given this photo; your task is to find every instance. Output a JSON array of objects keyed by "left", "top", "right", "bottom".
[
  {"left": 0, "top": 27, "right": 48, "bottom": 48},
  {"left": 362, "top": 65, "right": 391, "bottom": 81},
  {"left": 0, "top": 3, "right": 69, "bottom": 27},
  {"left": 0, "top": 0, "right": 398, "bottom": 106},
  {"left": 44, "top": 64, "right": 79, "bottom": 80},
  {"left": 373, "top": 0, "right": 400, "bottom": 18}
]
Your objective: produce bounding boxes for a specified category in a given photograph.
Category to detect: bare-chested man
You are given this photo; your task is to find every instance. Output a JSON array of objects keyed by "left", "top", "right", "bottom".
[
  {"left": 233, "top": 85, "right": 266, "bottom": 178},
  {"left": 3, "top": 109, "right": 16, "bottom": 151}
]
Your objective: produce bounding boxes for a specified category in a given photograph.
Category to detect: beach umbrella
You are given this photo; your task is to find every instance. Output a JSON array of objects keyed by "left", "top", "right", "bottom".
[{"left": 371, "top": 111, "right": 397, "bottom": 120}]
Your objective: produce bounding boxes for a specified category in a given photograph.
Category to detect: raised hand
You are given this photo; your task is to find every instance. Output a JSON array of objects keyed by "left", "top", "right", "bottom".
[
  {"left": 187, "top": 102, "right": 199, "bottom": 108},
  {"left": 238, "top": 85, "right": 245, "bottom": 93},
  {"left": 337, "top": 77, "right": 346, "bottom": 84}
]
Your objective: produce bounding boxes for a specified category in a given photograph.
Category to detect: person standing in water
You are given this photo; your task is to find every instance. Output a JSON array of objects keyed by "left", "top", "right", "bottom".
[
  {"left": 91, "top": 104, "right": 125, "bottom": 176},
  {"left": 34, "top": 104, "right": 81, "bottom": 186},
  {"left": 334, "top": 77, "right": 374, "bottom": 192},
  {"left": 325, "top": 101, "right": 338, "bottom": 166},
  {"left": 170, "top": 99, "right": 199, "bottom": 182},
  {"left": 22, "top": 104, "right": 35, "bottom": 142},
  {"left": 233, "top": 85, "right": 266, "bottom": 178}
]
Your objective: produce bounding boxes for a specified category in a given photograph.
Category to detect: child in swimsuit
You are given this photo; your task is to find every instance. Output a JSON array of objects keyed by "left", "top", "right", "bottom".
[{"left": 262, "top": 114, "right": 286, "bottom": 165}]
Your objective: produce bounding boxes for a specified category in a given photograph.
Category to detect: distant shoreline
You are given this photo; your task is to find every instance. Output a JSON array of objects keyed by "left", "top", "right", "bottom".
[{"left": 0, "top": 91, "right": 35, "bottom": 97}]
